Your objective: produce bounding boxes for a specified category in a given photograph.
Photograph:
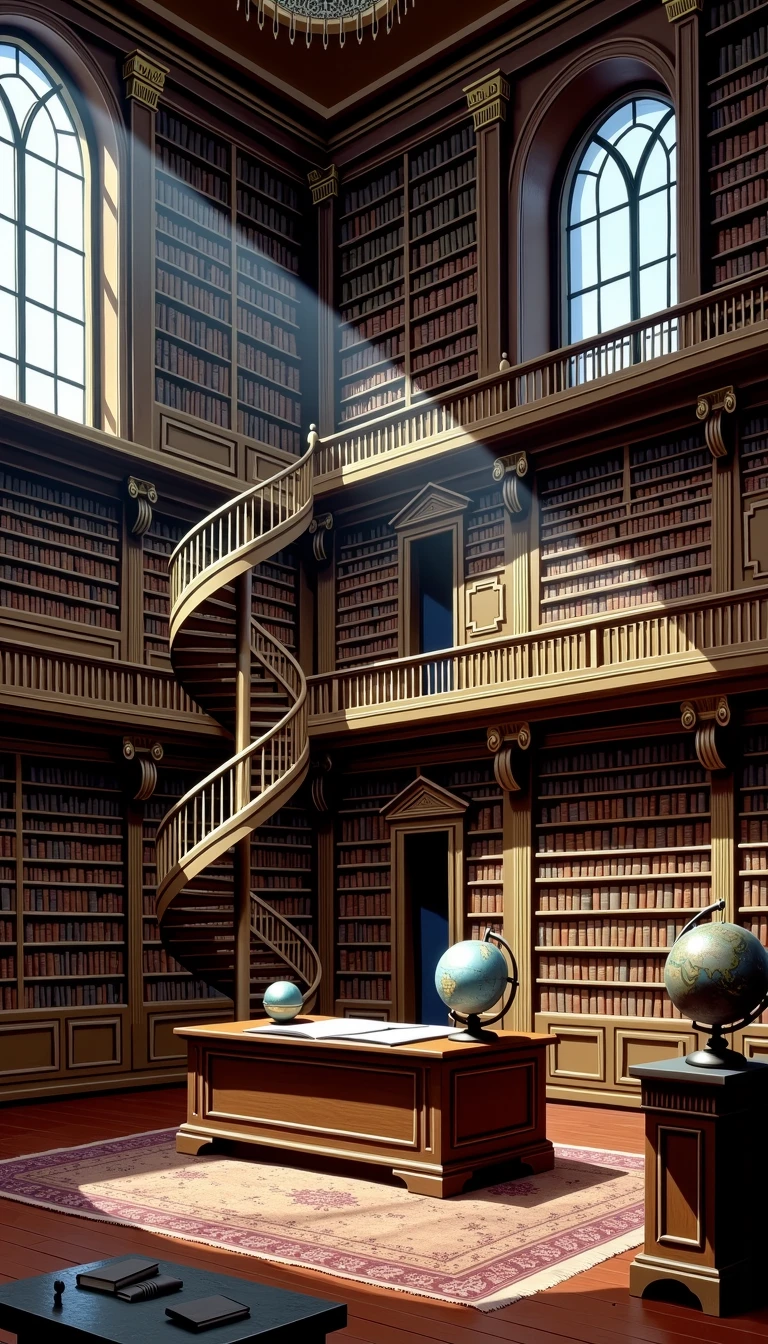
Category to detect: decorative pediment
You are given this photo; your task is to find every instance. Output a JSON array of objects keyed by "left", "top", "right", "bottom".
[
  {"left": 389, "top": 483, "right": 471, "bottom": 533},
  {"left": 382, "top": 775, "right": 469, "bottom": 822}
]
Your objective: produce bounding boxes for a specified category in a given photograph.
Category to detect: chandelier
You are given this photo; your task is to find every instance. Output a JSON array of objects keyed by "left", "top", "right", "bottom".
[{"left": 237, "top": 0, "right": 413, "bottom": 48}]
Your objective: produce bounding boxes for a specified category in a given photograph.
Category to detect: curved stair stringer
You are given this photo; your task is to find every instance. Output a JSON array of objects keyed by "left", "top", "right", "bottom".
[{"left": 155, "top": 440, "right": 321, "bottom": 1009}]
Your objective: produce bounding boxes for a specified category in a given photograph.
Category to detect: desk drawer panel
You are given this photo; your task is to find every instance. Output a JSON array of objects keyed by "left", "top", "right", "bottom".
[
  {"left": 205, "top": 1051, "right": 418, "bottom": 1146},
  {"left": 452, "top": 1061, "right": 534, "bottom": 1146}
]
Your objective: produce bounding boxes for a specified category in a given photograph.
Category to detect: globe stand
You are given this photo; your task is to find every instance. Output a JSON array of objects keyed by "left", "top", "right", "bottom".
[{"left": 445, "top": 930, "right": 519, "bottom": 1043}]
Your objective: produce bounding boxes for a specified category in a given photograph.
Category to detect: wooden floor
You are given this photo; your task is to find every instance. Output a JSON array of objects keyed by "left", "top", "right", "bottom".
[{"left": 0, "top": 1087, "right": 766, "bottom": 1343}]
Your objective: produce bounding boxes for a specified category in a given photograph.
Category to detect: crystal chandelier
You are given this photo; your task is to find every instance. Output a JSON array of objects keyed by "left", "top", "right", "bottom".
[{"left": 237, "top": 0, "right": 413, "bottom": 48}]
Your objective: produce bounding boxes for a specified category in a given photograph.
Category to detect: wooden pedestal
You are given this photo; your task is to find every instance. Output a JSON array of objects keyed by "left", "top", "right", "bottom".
[
  {"left": 629, "top": 1056, "right": 768, "bottom": 1316},
  {"left": 174, "top": 1018, "right": 555, "bottom": 1197}
]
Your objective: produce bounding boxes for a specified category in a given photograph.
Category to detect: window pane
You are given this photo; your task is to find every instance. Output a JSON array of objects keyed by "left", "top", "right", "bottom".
[
  {"left": 26, "top": 367, "right": 55, "bottom": 412},
  {"left": 0, "top": 289, "right": 16, "bottom": 358},
  {"left": 599, "top": 276, "right": 631, "bottom": 331},
  {"left": 57, "top": 130, "right": 81, "bottom": 175},
  {"left": 639, "top": 260, "right": 669, "bottom": 316},
  {"left": 3, "top": 73, "right": 35, "bottom": 128},
  {"left": 639, "top": 191, "right": 669, "bottom": 264},
  {"left": 25, "top": 232, "right": 54, "bottom": 306},
  {"left": 615, "top": 124, "right": 650, "bottom": 175},
  {"left": 571, "top": 171, "right": 597, "bottom": 224},
  {"left": 25, "top": 155, "right": 56, "bottom": 237},
  {"left": 56, "top": 314, "right": 84, "bottom": 384},
  {"left": 25, "top": 300, "right": 55, "bottom": 374},
  {"left": 598, "top": 103, "right": 634, "bottom": 146},
  {"left": 57, "top": 245, "right": 84, "bottom": 320},
  {"left": 0, "top": 141, "right": 15, "bottom": 218},
  {"left": 57, "top": 170, "right": 84, "bottom": 250},
  {"left": 26, "top": 107, "right": 57, "bottom": 164},
  {"left": 0, "top": 354, "right": 16, "bottom": 399},
  {"left": 570, "top": 290, "right": 598, "bottom": 342},
  {"left": 18, "top": 50, "right": 51, "bottom": 96},
  {"left": 570, "top": 220, "right": 597, "bottom": 292},
  {"left": 0, "top": 45, "right": 16, "bottom": 79},
  {"left": 57, "top": 378, "right": 84, "bottom": 422},
  {"left": 598, "top": 155, "right": 627, "bottom": 213},
  {"left": 641, "top": 140, "right": 669, "bottom": 194},
  {"left": 599, "top": 206, "right": 630, "bottom": 280},
  {"left": 0, "top": 218, "right": 16, "bottom": 291},
  {"left": 635, "top": 99, "right": 668, "bottom": 129}
]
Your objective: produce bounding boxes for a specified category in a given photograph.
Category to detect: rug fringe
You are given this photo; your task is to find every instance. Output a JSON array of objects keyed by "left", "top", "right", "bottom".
[{"left": 475, "top": 1226, "right": 645, "bottom": 1311}]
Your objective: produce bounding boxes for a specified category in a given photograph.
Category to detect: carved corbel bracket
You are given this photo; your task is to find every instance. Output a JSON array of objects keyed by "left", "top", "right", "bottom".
[
  {"left": 126, "top": 477, "right": 157, "bottom": 537},
  {"left": 122, "top": 50, "right": 169, "bottom": 110},
  {"left": 464, "top": 69, "right": 510, "bottom": 130},
  {"left": 696, "top": 386, "right": 737, "bottom": 459},
  {"left": 680, "top": 697, "right": 731, "bottom": 771},
  {"left": 308, "top": 166, "right": 339, "bottom": 205},
  {"left": 308, "top": 512, "right": 334, "bottom": 565},
  {"left": 492, "top": 451, "right": 530, "bottom": 517},
  {"left": 487, "top": 722, "right": 531, "bottom": 793},
  {"left": 309, "top": 753, "right": 334, "bottom": 814},
  {"left": 123, "top": 737, "right": 164, "bottom": 801},
  {"left": 663, "top": 0, "right": 702, "bottom": 20}
]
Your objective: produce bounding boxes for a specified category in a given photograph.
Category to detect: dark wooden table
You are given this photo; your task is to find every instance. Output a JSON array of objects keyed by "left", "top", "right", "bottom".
[{"left": 0, "top": 1258, "right": 347, "bottom": 1342}]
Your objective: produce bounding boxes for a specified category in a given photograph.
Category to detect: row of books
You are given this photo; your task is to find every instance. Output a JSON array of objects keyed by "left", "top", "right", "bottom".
[
  {"left": 341, "top": 227, "right": 404, "bottom": 274},
  {"left": 714, "top": 245, "right": 768, "bottom": 279},
  {"left": 413, "top": 354, "right": 477, "bottom": 392},
  {"left": 539, "top": 856, "right": 710, "bottom": 877},
  {"left": 340, "top": 195, "right": 403, "bottom": 243},
  {"left": 0, "top": 955, "right": 15, "bottom": 978},
  {"left": 338, "top": 892, "right": 391, "bottom": 917},
  {"left": 236, "top": 374, "right": 300, "bottom": 423},
  {"left": 710, "top": 121, "right": 767, "bottom": 168},
  {"left": 23, "top": 920, "right": 124, "bottom": 943},
  {"left": 155, "top": 241, "right": 229, "bottom": 291},
  {"left": 237, "top": 281, "right": 297, "bottom": 327},
  {"left": 539, "top": 956, "right": 669, "bottom": 982},
  {"left": 340, "top": 388, "right": 403, "bottom": 423},
  {"left": 156, "top": 266, "right": 231, "bottom": 321},
  {"left": 411, "top": 161, "right": 475, "bottom": 208},
  {"left": 544, "top": 574, "right": 712, "bottom": 622},
  {"left": 341, "top": 334, "right": 404, "bottom": 374},
  {"left": 537, "top": 918, "right": 687, "bottom": 946},
  {"left": 237, "top": 301, "right": 299, "bottom": 355},
  {"left": 236, "top": 410, "right": 301, "bottom": 455},
  {"left": 469, "top": 891, "right": 504, "bottom": 913},
  {"left": 341, "top": 288, "right": 403, "bottom": 326},
  {"left": 0, "top": 564, "right": 116, "bottom": 606},
  {"left": 337, "top": 977, "right": 390, "bottom": 1000},
  {"left": 155, "top": 178, "right": 229, "bottom": 236},
  {"left": 411, "top": 250, "right": 477, "bottom": 294},
  {"left": 342, "top": 369, "right": 403, "bottom": 402},
  {"left": 338, "top": 949, "right": 391, "bottom": 972},
  {"left": 143, "top": 948, "right": 187, "bottom": 973},
  {"left": 0, "top": 919, "right": 12, "bottom": 938},
  {"left": 412, "top": 273, "right": 476, "bottom": 318},
  {"left": 155, "top": 341, "right": 230, "bottom": 393},
  {"left": 711, "top": 151, "right": 768, "bottom": 193},
  {"left": 741, "top": 851, "right": 768, "bottom": 870},
  {"left": 23, "top": 841, "right": 122, "bottom": 860},
  {"left": 467, "top": 861, "right": 502, "bottom": 881},
  {"left": 540, "top": 988, "right": 680, "bottom": 1016},
  {"left": 156, "top": 377, "right": 230, "bottom": 427},
  {"left": 541, "top": 884, "right": 712, "bottom": 912},
  {"left": 157, "top": 151, "right": 228, "bottom": 204},
  {"left": 237, "top": 342, "right": 300, "bottom": 391},
  {"left": 338, "top": 921, "right": 390, "bottom": 943},
  {"left": 144, "top": 980, "right": 225, "bottom": 1002},
  {"left": 741, "top": 818, "right": 768, "bottom": 839},
  {"left": 340, "top": 304, "right": 405, "bottom": 347},
  {"left": 341, "top": 256, "right": 404, "bottom": 304},
  {"left": 0, "top": 539, "right": 115, "bottom": 582},
  {"left": 715, "top": 208, "right": 768, "bottom": 252},
  {"left": 0, "top": 473, "right": 116, "bottom": 520},
  {"left": 236, "top": 188, "right": 298, "bottom": 243},
  {"left": 236, "top": 154, "right": 299, "bottom": 210},
  {"left": 411, "top": 331, "right": 476, "bottom": 372},
  {"left": 0, "top": 586, "right": 114, "bottom": 627},
  {"left": 340, "top": 817, "right": 390, "bottom": 842},
  {"left": 714, "top": 26, "right": 768, "bottom": 71},
  {"left": 156, "top": 111, "right": 228, "bottom": 169},
  {"left": 541, "top": 792, "right": 709, "bottom": 822},
  {"left": 544, "top": 525, "right": 712, "bottom": 570},
  {"left": 0, "top": 987, "right": 16, "bottom": 1007},
  {"left": 342, "top": 166, "right": 403, "bottom": 215},
  {"left": 24, "top": 983, "right": 125, "bottom": 1007},
  {"left": 710, "top": 85, "right": 767, "bottom": 130},
  {"left": 155, "top": 304, "right": 231, "bottom": 357},
  {"left": 238, "top": 251, "right": 298, "bottom": 298},
  {"left": 24, "top": 890, "right": 123, "bottom": 912},
  {"left": 411, "top": 187, "right": 476, "bottom": 239},
  {"left": 252, "top": 849, "right": 309, "bottom": 869},
  {"left": 24, "top": 950, "right": 123, "bottom": 975},
  {"left": 1, "top": 512, "right": 117, "bottom": 559},
  {"left": 409, "top": 126, "right": 475, "bottom": 179},
  {"left": 411, "top": 220, "right": 476, "bottom": 271},
  {"left": 412, "top": 300, "right": 477, "bottom": 348},
  {"left": 238, "top": 224, "right": 299, "bottom": 274},
  {"left": 712, "top": 64, "right": 768, "bottom": 113},
  {"left": 156, "top": 212, "right": 230, "bottom": 263}
]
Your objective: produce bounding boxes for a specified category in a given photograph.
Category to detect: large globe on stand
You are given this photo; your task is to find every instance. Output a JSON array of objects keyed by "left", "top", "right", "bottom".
[
  {"left": 435, "top": 938, "right": 509, "bottom": 1032},
  {"left": 664, "top": 920, "right": 768, "bottom": 1067}
]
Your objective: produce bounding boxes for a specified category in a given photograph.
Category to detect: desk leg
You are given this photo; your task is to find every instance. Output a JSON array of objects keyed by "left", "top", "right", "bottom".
[
  {"left": 176, "top": 1130, "right": 214, "bottom": 1156},
  {"left": 393, "top": 1169, "right": 470, "bottom": 1198}
]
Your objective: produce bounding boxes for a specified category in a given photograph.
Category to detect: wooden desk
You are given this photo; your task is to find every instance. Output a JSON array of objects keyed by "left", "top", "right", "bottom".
[{"left": 175, "top": 1018, "right": 555, "bottom": 1197}]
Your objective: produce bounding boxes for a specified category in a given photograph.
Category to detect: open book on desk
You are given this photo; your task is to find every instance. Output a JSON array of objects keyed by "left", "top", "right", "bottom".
[{"left": 244, "top": 1019, "right": 455, "bottom": 1046}]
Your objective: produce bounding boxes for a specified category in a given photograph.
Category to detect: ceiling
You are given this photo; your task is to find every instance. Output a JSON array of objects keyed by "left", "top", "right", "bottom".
[{"left": 133, "top": 0, "right": 522, "bottom": 120}]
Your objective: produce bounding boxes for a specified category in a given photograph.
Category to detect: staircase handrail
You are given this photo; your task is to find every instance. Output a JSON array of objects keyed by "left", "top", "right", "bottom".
[{"left": 251, "top": 891, "right": 322, "bottom": 1005}]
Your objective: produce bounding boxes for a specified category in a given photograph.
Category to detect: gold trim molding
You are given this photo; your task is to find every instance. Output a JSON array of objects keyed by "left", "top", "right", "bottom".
[
  {"left": 663, "top": 0, "right": 702, "bottom": 20},
  {"left": 122, "top": 51, "right": 169, "bottom": 111},
  {"left": 680, "top": 696, "right": 731, "bottom": 771},
  {"left": 487, "top": 722, "right": 531, "bottom": 793},
  {"left": 464, "top": 69, "right": 510, "bottom": 130},
  {"left": 696, "top": 385, "right": 737, "bottom": 459},
  {"left": 492, "top": 451, "right": 530, "bottom": 516},
  {"left": 308, "top": 165, "right": 339, "bottom": 205}
]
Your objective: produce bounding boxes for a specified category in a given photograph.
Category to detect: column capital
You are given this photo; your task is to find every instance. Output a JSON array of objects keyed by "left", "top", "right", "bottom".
[
  {"left": 492, "top": 450, "right": 530, "bottom": 517},
  {"left": 487, "top": 723, "right": 531, "bottom": 793},
  {"left": 122, "top": 50, "right": 169, "bottom": 111},
  {"left": 464, "top": 69, "right": 510, "bottom": 130},
  {"left": 696, "top": 385, "right": 737, "bottom": 459},
  {"left": 308, "top": 165, "right": 339, "bottom": 205},
  {"left": 126, "top": 476, "right": 157, "bottom": 536},
  {"left": 662, "top": 0, "right": 702, "bottom": 21},
  {"left": 680, "top": 696, "right": 732, "bottom": 771}
]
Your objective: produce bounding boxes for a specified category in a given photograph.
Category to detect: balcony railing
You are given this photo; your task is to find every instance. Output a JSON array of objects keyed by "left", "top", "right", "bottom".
[
  {"left": 307, "top": 587, "right": 768, "bottom": 725},
  {"left": 315, "top": 276, "right": 768, "bottom": 479}
]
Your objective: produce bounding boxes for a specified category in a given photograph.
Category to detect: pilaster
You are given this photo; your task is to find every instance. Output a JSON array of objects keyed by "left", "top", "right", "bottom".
[
  {"left": 464, "top": 71, "right": 510, "bottom": 375},
  {"left": 697, "top": 386, "right": 737, "bottom": 591},
  {"left": 664, "top": 0, "right": 703, "bottom": 299}
]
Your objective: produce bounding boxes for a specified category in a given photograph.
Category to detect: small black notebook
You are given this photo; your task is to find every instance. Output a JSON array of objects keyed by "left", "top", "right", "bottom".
[
  {"left": 76, "top": 1259, "right": 159, "bottom": 1294},
  {"left": 165, "top": 1295, "right": 251, "bottom": 1333},
  {"left": 117, "top": 1274, "right": 183, "bottom": 1303}
]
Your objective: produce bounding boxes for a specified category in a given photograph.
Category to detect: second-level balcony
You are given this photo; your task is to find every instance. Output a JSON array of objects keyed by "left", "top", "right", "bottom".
[{"left": 314, "top": 276, "right": 768, "bottom": 488}]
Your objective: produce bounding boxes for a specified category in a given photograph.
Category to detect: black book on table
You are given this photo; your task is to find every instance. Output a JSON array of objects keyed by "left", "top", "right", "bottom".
[
  {"left": 117, "top": 1274, "right": 184, "bottom": 1302},
  {"left": 165, "top": 1295, "right": 251, "bottom": 1332},
  {"left": 76, "top": 1259, "right": 159, "bottom": 1293}
]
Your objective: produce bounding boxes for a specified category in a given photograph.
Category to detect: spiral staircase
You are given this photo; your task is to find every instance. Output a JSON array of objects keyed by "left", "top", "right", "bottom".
[{"left": 155, "top": 436, "right": 321, "bottom": 1015}]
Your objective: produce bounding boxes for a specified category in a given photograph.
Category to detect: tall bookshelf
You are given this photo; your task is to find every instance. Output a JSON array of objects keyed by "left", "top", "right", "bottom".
[
  {"left": 706, "top": 0, "right": 768, "bottom": 286},
  {"left": 335, "top": 520, "right": 399, "bottom": 667},
  {"left": 737, "top": 726, "right": 768, "bottom": 1028},
  {"left": 335, "top": 118, "right": 477, "bottom": 426},
  {"left": 0, "top": 755, "right": 15, "bottom": 1011},
  {"left": 335, "top": 774, "right": 407, "bottom": 1015},
  {"left": 538, "top": 434, "right": 712, "bottom": 623},
  {"left": 252, "top": 548, "right": 298, "bottom": 652},
  {"left": 465, "top": 488, "right": 505, "bottom": 577},
  {"left": 251, "top": 803, "right": 315, "bottom": 1002},
  {"left": 534, "top": 735, "right": 711, "bottom": 1020},
  {"left": 0, "top": 466, "right": 120, "bottom": 639},
  {"left": 740, "top": 406, "right": 768, "bottom": 497},
  {"left": 437, "top": 763, "right": 503, "bottom": 940},
  {"left": 154, "top": 107, "right": 304, "bottom": 456},
  {"left": 142, "top": 772, "right": 230, "bottom": 1007},
  {"left": 142, "top": 511, "right": 190, "bottom": 666}
]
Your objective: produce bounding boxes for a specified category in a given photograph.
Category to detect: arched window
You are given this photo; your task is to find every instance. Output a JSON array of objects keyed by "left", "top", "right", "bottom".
[
  {"left": 0, "top": 42, "right": 87, "bottom": 422},
  {"left": 565, "top": 96, "right": 676, "bottom": 344}
]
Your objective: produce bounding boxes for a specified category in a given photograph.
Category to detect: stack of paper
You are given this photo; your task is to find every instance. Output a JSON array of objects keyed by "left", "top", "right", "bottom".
[{"left": 244, "top": 1019, "right": 455, "bottom": 1046}]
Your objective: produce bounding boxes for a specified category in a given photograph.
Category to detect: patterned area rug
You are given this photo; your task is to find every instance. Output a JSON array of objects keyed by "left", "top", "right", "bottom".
[{"left": 0, "top": 1131, "right": 644, "bottom": 1309}]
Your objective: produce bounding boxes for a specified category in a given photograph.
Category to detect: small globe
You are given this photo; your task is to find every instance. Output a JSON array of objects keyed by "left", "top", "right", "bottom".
[
  {"left": 435, "top": 939, "right": 508, "bottom": 1016},
  {"left": 664, "top": 921, "right": 768, "bottom": 1028},
  {"left": 263, "top": 980, "right": 303, "bottom": 1022}
]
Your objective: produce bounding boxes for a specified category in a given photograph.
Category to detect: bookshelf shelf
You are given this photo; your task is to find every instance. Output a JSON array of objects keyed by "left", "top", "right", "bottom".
[{"left": 706, "top": 0, "right": 768, "bottom": 38}]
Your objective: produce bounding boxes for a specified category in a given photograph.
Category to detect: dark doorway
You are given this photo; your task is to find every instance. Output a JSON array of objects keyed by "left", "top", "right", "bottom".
[
  {"left": 411, "top": 531, "right": 454, "bottom": 654},
  {"left": 403, "top": 830, "right": 450, "bottom": 1024}
]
